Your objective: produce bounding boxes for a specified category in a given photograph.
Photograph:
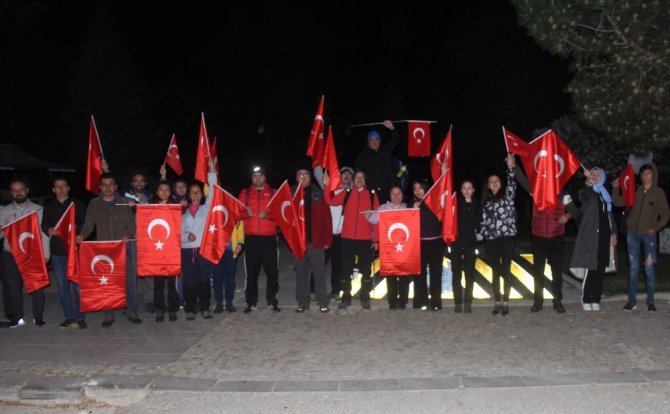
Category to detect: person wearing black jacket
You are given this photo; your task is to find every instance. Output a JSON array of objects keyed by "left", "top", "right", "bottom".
[
  {"left": 451, "top": 180, "right": 481, "bottom": 313},
  {"left": 41, "top": 178, "right": 87, "bottom": 329},
  {"left": 355, "top": 120, "right": 401, "bottom": 204},
  {"left": 412, "top": 178, "right": 445, "bottom": 311}
]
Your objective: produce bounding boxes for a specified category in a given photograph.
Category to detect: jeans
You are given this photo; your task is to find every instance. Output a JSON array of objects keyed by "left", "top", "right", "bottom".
[
  {"left": 51, "top": 254, "right": 84, "bottom": 320},
  {"left": 627, "top": 233, "right": 657, "bottom": 305},
  {"left": 213, "top": 248, "right": 236, "bottom": 305}
]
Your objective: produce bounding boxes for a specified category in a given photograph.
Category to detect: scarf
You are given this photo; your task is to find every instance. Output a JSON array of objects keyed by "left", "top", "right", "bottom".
[{"left": 591, "top": 167, "right": 612, "bottom": 212}]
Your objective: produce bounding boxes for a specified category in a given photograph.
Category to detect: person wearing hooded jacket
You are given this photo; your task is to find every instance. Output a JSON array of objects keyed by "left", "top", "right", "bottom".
[
  {"left": 612, "top": 163, "right": 669, "bottom": 312},
  {"left": 355, "top": 120, "right": 401, "bottom": 204}
]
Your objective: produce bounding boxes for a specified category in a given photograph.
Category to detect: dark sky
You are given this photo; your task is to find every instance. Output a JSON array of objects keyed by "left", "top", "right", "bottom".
[{"left": 0, "top": 0, "right": 571, "bottom": 196}]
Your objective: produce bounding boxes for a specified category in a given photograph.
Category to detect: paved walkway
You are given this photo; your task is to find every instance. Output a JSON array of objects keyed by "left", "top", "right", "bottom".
[{"left": 1, "top": 242, "right": 669, "bottom": 407}]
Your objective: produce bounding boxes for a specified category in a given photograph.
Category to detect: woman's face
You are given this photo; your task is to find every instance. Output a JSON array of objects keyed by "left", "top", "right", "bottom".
[
  {"left": 389, "top": 187, "right": 403, "bottom": 205},
  {"left": 487, "top": 175, "right": 501, "bottom": 195},
  {"left": 413, "top": 182, "right": 425, "bottom": 199},
  {"left": 189, "top": 185, "right": 203, "bottom": 204},
  {"left": 157, "top": 184, "right": 171, "bottom": 202},
  {"left": 460, "top": 181, "right": 474, "bottom": 199},
  {"left": 175, "top": 182, "right": 187, "bottom": 196}
]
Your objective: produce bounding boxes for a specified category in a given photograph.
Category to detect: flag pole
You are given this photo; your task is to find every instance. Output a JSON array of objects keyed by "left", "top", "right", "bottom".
[
  {"left": 91, "top": 115, "right": 105, "bottom": 160},
  {"left": 502, "top": 126, "right": 510, "bottom": 154},
  {"left": 201, "top": 112, "right": 212, "bottom": 159},
  {"left": 348, "top": 120, "right": 438, "bottom": 128}
]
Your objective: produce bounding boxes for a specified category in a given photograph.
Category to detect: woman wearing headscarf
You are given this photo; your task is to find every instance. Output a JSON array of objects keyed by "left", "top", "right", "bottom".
[{"left": 570, "top": 167, "right": 617, "bottom": 311}]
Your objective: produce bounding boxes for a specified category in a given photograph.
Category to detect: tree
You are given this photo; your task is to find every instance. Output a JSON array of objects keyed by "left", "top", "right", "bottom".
[{"left": 512, "top": 0, "right": 670, "bottom": 150}]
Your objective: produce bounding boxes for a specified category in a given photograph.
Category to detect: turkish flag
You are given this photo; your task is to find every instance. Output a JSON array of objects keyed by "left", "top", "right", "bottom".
[
  {"left": 199, "top": 185, "right": 247, "bottom": 263},
  {"left": 136, "top": 205, "right": 182, "bottom": 276},
  {"left": 85, "top": 115, "right": 104, "bottom": 194},
  {"left": 293, "top": 184, "right": 307, "bottom": 250},
  {"left": 431, "top": 126, "right": 453, "bottom": 185},
  {"left": 442, "top": 191, "right": 458, "bottom": 244},
  {"left": 210, "top": 136, "right": 220, "bottom": 177},
  {"left": 408, "top": 121, "right": 431, "bottom": 157},
  {"left": 2, "top": 212, "right": 49, "bottom": 293},
  {"left": 164, "top": 133, "right": 183, "bottom": 176},
  {"left": 194, "top": 113, "right": 211, "bottom": 184},
  {"left": 503, "top": 127, "right": 531, "bottom": 158},
  {"left": 379, "top": 209, "right": 421, "bottom": 275},
  {"left": 422, "top": 171, "right": 449, "bottom": 219},
  {"left": 619, "top": 164, "right": 636, "bottom": 209},
  {"left": 306, "top": 95, "right": 325, "bottom": 167},
  {"left": 54, "top": 203, "right": 79, "bottom": 283},
  {"left": 267, "top": 180, "right": 306, "bottom": 259},
  {"left": 79, "top": 241, "right": 126, "bottom": 312},
  {"left": 522, "top": 130, "right": 581, "bottom": 211},
  {"left": 323, "top": 126, "right": 341, "bottom": 192}
]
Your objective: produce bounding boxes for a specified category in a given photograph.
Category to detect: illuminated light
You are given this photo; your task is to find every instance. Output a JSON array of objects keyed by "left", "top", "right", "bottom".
[{"left": 474, "top": 257, "right": 523, "bottom": 299}]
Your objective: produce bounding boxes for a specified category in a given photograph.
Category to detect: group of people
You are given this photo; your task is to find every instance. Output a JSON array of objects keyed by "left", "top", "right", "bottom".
[{"left": 0, "top": 120, "right": 668, "bottom": 329}]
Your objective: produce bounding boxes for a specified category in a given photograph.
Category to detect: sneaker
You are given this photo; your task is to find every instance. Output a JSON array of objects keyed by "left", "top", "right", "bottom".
[
  {"left": 9, "top": 318, "right": 25, "bottom": 328},
  {"left": 127, "top": 312, "right": 143, "bottom": 324},
  {"left": 320, "top": 306, "right": 330, "bottom": 313},
  {"left": 76, "top": 320, "right": 88, "bottom": 329},
  {"left": 155, "top": 311, "right": 165, "bottom": 323},
  {"left": 553, "top": 302, "right": 566, "bottom": 314},
  {"left": 225, "top": 303, "right": 237, "bottom": 313},
  {"left": 213, "top": 304, "right": 224, "bottom": 314},
  {"left": 201, "top": 310, "right": 213, "bottom": 319},
  {"left": 361, "top": 299, "right": 370, "bottom": 310},
  {"left": 591, "top": 303, "right": 600, "bottom": 311},
  {"left": 530, "top": 303, "right": 543, "bottom": 313},
  {"left": 623, "top": 302, "right": 637, "bottom": 312},
  {"left": 59, "top": 319, "right": 77, "bottom": 329},
  {"left": 647, "top": 303, "right": 656, "bottom": 312},
  {"left": 421, "top": 305, "right": 429, "bottom": 311},
  {"left": 492, "top": 303, "right": 502, "bottom": 315},
  {"left": 243, "top": 305, "right": 256, "bottom": 314},
  {"left": 101, "top": 315, "right": 115, "bottom": 327},
  {"left": 185, "top": 312, "right": 195, "bottom": 321},
  {"left": 501, "top": 303, "right": 509, "bottom": 316},
  {"left": 582, "top": 303, "right": 592, "bottom": 311},
  {"left": 33, "top": 319, "right": 46, "bottom": 327},
  {"left": 168, "top": 312, "right": 177, "bottom": 321},
  {"left": 295, "top": 305, "right": 307, "bottom": 313},
  {"left": 268, "top": 304, "right": 281, "bottom": 313},
  {"left": 431, "top": 306, "right": 442, "bottom": 312}
]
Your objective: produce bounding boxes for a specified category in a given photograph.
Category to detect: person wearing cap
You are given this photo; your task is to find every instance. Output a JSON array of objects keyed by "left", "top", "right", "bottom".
[
  {"left": 355, "top": 120, "right": 401, "bottom": 204},
  {"left": 292, "top": 168, "right": 332, "bottom": 313},
  {"left": 238, "top": 166, "right": 280, "bottom": 314}
]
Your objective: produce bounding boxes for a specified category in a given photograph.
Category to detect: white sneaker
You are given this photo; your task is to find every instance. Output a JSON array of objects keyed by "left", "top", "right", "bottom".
[
  {"left": 582, "top": 303, "right": 592, "bottom": 311},
  {"left": 9, "top": 318, "right": 25, "bottom": 328},
  {"left": 591, "top": 303, "right": 600, "bottom": 311}
]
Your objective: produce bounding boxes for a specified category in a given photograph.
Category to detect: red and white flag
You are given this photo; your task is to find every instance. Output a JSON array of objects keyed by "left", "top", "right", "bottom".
[
  {"left": 210, "top": 136, "right": 220, "bottom": 177},
  {"left": 267, "top": 180, "right": 306, "bottom": 259},
  {"left": 379, "top": 209, "right": 421, "bottom": 275},
  {"left": 85, "top": 115, "right": 104, "bottom": 194},
  {"left": 79, "top": 241, "right": 126, "bottom": 312},
  {"left": 306, "top": 95, "right": 325, "bottom": 167},
  {"left": 431, "top": 126, "right": 453, "bottom": 185},
  {"left": 194, "top": 113, "right": 211, "bottom": 184},
  {"left": 199, "top": 185, "right": 247, "bottom": 264},
  {"left": 323, "top": 126, "right": 341, "bottom": 192},
  {"left": 422, "top": 172, "right": 449, "bottom": 219},
  {"left": 164, "top": 133, "right": 183, "bottom": 176},
  {"left": 136, "top": 205, "right": 182, "bottom": 276},
  {"left": 502, "top": 126, "right": 531, "bottom": 158},
  {"left": 408, "top": 121, "right": 431, "bottom": 157},
  {"left": 619, "top": 163, "right": 636, "bottom": 209},
  {"left": 521, "top": 130, "right": 581, "bottom": 211},
  {"left": 53, "top": 203, "right": 79, "bottom": 283},
  {"left": 293, "top": 184, "right": 306, "bottom": 250},
  {"left": 2, "top": 212, "right": 49, "bottom": 293}
]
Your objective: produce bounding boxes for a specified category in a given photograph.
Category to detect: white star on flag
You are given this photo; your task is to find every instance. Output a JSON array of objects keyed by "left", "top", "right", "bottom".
[
  {"left": 154, "top": 240, "right": 164, "bottom": 250},
  {"left": 395, "top": 243, "right": 404, "bottom": 252},
  {"left": 99, "top": 275, "right": 108, "bottom": 285},
  {"left": 209, "top": 224, "right": 217, "bottom": 234}
]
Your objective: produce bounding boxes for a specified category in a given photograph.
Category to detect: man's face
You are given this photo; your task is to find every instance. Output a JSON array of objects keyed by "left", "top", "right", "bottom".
[
  {"left": 296, "top": 170, "right": 311, "bottom": 187},
  {"left": 100, "top": 178, "right": 117, "bottom": 198},
  {"left": 341, "top": 171, "right": 353, "bottom": 189},
  {"left": 52, "top": 179, "right": 70, "bottom": 200},
  {"left": 252, "top": 172, "right": 266, "bottom": 188},
  {"left": 131, "top": 174, "right": 147, "bottom": 193},
  {"left": 174, "top": 182, "right": 187, "bottom": 196},
  {"left": 354, "top": 172, "right": 366, "bottom": 189},
  {"left": 9, "top": 182, "right": 28, "bottom": 203},
  {"left": 641, "top": 169, "right": 653, "bottom": 186},
  {"left": 368, "top": 137, "right": 380, "bottom": 150}
]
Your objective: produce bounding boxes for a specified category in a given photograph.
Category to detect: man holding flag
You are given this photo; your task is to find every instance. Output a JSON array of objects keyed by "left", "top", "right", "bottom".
[
  {"left": 42, "top": 178, "right": 87, "bottom": 329},
  {"left": 0, "top": 178, "right": 50, "bottom": 328}
]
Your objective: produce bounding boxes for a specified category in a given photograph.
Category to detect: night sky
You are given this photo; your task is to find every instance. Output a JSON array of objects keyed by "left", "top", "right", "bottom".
[{"left": 1, "top": 0, "right": 571, "bottom": 197}]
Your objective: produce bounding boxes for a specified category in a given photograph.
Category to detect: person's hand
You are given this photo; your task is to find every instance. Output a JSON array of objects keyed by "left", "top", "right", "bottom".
[
  {"left": 506, "top": 154, "right": 516, "bottom": 171},
  {"left": 646, "top": 228, "right": 656, "bottom": 236},
  {"left": 324, "top": 245, "right": 330, "bottom": 250},
  {"left": 383, "top": 120, "right": 394, "bottom": 130},
  {"left": 76, "top": 235, "right": 83, "bottom": 244},
  {"left": 48, "top": 227, "right": 56, "bottom": 236},
  {"left": 322, "top": 172, "right": 330, "bottom": 187},
  {"left": 558, "top": 213, "right": 571, "bottom": 225},
  {"left": 246, "top": 206, "right": 254, "bottom": 217},
  {"left": 259, "top": 210, "right": 268, "bottom": 219},
  {"left": 101, "top": 158, "right": 110, "bottom": 172},
  {"left": 611, "top": 177, "right": 620, "bottom": 188},
  {"left": 179, "top": 199, "right": 188, "bottom": 208},
  {"left": 413, "top": 201, "right": 421, "bottom": 208},
  {"left": 364, "top": 210, "right": 373, "bottom": 218},
  {"left": 127, "top": 199, "right": 136, "bottom": 207},
  {"left": 611, "top": 234, "right": 618, "bottom": 247},
  {"left": 583, "top": 168, "right": 593, "bottom": 183},
  {"left": 234, "top": 244, "right": 243, "bottom": 256},
  {"left": 188, "top": 233, "right": 196, "bottom": 242},
  {"left": 121, "top": 235, "right": 129, "bottom": 242},
  {"left": 159, "top": 164, "right": 167, "bottom": 179}
]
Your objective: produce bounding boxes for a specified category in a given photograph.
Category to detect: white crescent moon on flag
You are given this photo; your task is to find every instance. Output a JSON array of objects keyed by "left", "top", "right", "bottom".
[
  {"left": 280, "top": 201, "right": 292, "bottom": 223},
  {"left": 534, "top": 150, "right": 565, "bottom": 177},
  {"left": 440, "top": 191, "right": 448, "bottom": 209},
  {"left": 623, "top": 175, "right": 630, "bottom": 191},
  {"left": 212, "top": 205, "right": 229, "bottom": 227},
  {"left": 413, "top": 127, "right": 425, "bottom": 141},
  {"left": 167, "top": 144, "right": 179, "bottom": 159},
  {"left": 298, "top": 200, "right": 305, "bottom": 221},
  {"left": 91, "top": 255, "right": 114, "bottom": 274},
  {"left": 147, "top": 218, "right": 171, "bottom": 240},
  {"left": 18, "top": 232, "right": 34, "bottom": 254},
  {"left": 387, "top": 222, "right": 410, "bottom": 243}
]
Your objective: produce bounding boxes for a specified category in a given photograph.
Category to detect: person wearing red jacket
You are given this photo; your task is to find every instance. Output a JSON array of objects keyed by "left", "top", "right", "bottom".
[
  {"left": 323, "top": 170, "right": 379, "bottom": 309},
  {"left": 238, "top": 166, "right": 279, "bottom": 314},
  {"left": 292, "top": 169, "right": 333, "bottom": 313}
]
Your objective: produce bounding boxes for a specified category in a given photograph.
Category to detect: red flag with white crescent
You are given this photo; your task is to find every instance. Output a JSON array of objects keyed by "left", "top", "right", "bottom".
[
  {"left": 323, "top": 126, "right": 341, "bottom": 192},
  {"left": 2, "top": 212, "right": 49, "bottom": 293},
  {"left": 422, "top": 172, "right": 448, "bottom": 219},
  {"left": 136, "top": 205, "right": 182, "bottom": 276},
  {"left": 292, "top": 184, "right": 307, "bottom": 250},
  {"left": 85, "top": 115, "right": 104, "bottom": 194},
  {"left": 267, "top": 180, "right": 306, "bottom": 259},
  {"left": 408, "top": 121, "right": 431, "bottom": 157},
  {"left": 502, "top": 126, "right": 531, "bottom": 158},
  {"left": 379, "top": 209, "right": 420, "bottom": 275},
  {"left": 619, "top": 163, "right": 636, "bottom": 209},
  {"left": 164, "top": 133, "right": 183, "bottom": 176},
  {"left": 522, "top": 130, "right": 581, "bottom": 211},
  {"left": 79, "top": 241, "right": 126, "bottom": 312},
  {"left": 194, "top": 113, "right": 211, "bottom": 184},
  {"left": 199, "top": 185, "right": 247, "bottom": 264},
  {"left": 431, "top": 126, "right": 453, "bottom": 186},
  {"left": 53, "top": 203, "right": 79, "bottom": 283},
  {"left": 306, "top": 95, "right": 325, "bottom": 167}
]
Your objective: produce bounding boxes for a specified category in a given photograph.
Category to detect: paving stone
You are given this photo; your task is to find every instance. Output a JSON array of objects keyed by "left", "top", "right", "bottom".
[
  {"left": 397, "top": 377, "right": 462, "bottom": 390},
  {"left": 461, "top": 375, "right": 526, "bottom": 388},
  {"left": 521, "top": 373, "right": 590, "bottom": 387},
  {"left": 582, "top": 371, "right": 648, "bottom": 384},
  {"left": 212, "top": 381, "right": 276, "bottom": 392},
  {"left": 150, "top": 376, "right": 216, "bottom": 391},
  {"left": 338, "top": 379, "right": 399, "bottom": 391},
  {"left": 274, "top": 380, "right": 339, "bottom": 392},
  {"left": 641, "top": 370, "right": 670, "bottom": 382}
]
